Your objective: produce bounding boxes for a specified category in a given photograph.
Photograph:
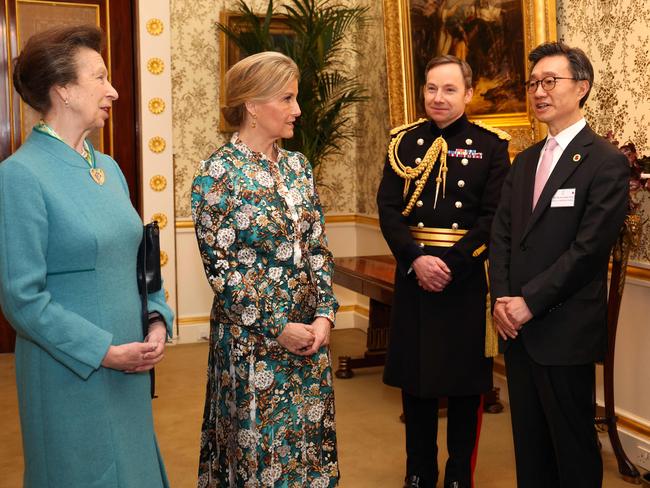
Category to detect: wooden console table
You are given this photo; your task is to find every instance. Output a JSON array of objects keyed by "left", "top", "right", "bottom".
[{"left": 333, "top": 255, "right": 503, "bottom": 413}]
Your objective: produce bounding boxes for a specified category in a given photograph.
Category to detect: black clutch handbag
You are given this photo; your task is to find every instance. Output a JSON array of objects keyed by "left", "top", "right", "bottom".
[{"left": 137, "top": 221, "right": 162, "bottom": 398}]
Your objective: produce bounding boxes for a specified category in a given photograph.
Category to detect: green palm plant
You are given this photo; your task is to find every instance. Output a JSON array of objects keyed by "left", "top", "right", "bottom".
[{"left": 217, "top": 0, "right": 370, "bottom": 175}]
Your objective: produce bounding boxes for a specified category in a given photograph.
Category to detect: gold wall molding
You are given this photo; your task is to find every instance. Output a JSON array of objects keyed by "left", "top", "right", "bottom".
[
  {"left": 148, "top": 136, "right": 166, "bottom": 153},
  {"left": 337, "top": 304, "right": 369, "bottom": 317},
  {"left": 178, "top": 315, "right": 210, "bottom": 326},
  {"left": 151, "top": 212, "right": 168, "bottom": 229},
  {"left": 176, "top": 219, "right": 194, "bottom": 229},
  {"left": 147, "top": 57, "right": 164, "bottom": 75},
  {"left": 160, "top": 250, "right": 168, "bottom": 267},
  {"left": 150, "top": 175, "right": 167, "bottom": 192},
  {"left": 176, "top": 213, "right": 381, "bottom": 228},
  {"left": 148, "top": 97, "right": 165, "bottom": 115},
  {"left": 146, "top": 18, "right": 164, "bottom": 36},
  {"left": 620, "top": 264, "right": 650, "bottom": 282},
  {"left": 618, "top": 414, "right": 650, "bottom": 440},
  {"left": 325, "top": 214, "right": 380, "bottom": 227}
]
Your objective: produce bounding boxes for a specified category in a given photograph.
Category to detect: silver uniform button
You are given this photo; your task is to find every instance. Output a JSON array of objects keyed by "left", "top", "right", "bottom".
[
  {"left": 457, "top": 180, "right": 465, "bottom": 188},
  {"left": 419, "top": 242, "right": 425, "bottom": 248},
  {"left": 452, "top": 223, "right": 459, "bottom": 230},
  {"left": 461, "top": 158, "right": 469, "bottom": 166},
  {"left": 465, "top": 138, "right": 473, "bottom": 145},
  {"left": 417, "top": 222, "right": 424, "bottom": 228},
  {"left": 416, "top": 200, "right": 423, "bottom": 207},
  {"left": 455, "top": 201, "right": 463, "bottom": 208},
  {"left": 417, "top": 138, "right": 424, "bottom": 146},
  {"left": 415, "top": 157, "right": 422, "bottom": 163}
]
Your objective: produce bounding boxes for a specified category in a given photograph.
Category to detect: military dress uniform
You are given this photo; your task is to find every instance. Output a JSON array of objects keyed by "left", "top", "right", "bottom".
[{"left": 377, "top": 114, "right": 510, "bottom": 488}]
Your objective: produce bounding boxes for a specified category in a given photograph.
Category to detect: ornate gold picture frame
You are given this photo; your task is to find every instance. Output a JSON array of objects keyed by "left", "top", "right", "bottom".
[{"left": 383, "top": 0, "right": 557, "bottom": 152}]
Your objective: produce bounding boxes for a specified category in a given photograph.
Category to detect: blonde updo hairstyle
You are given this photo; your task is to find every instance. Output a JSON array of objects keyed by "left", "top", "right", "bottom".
[{"left": 222, "top": 51, "right": 299, "bottom": 127}]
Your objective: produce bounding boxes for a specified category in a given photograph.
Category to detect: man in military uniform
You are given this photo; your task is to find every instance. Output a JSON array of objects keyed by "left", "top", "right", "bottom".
[{"left": 377, "top": 55, "right": 510, "bottom": 488}]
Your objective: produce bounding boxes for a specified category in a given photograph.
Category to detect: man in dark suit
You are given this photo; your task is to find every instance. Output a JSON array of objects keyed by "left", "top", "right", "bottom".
[
  {"left": 377, "top": 55, "right": 510, "bottom": 488},
  {"left": 489, "top": 42, "right": 629, "bottom": 487}
]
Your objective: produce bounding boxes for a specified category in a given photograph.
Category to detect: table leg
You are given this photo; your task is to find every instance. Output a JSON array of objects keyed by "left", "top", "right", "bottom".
[{"left": 335, "top": 299, "right": 389, "bottom": 379}]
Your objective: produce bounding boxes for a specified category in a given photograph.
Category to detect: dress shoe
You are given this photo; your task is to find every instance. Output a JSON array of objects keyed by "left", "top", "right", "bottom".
[
  {"left": 404, "top": 475, "right": 435, "bottom": 488},
  {"left": 404, "top": 475, "right": 420, "bottom": 488},
  {"left": 403, "top": 475, "right": 422, "bottom": 488}
]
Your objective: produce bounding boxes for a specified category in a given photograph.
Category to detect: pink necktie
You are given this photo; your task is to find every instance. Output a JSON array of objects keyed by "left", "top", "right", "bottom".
[{"left": 532, "top": 138, "right": 558, "bottom": 209}]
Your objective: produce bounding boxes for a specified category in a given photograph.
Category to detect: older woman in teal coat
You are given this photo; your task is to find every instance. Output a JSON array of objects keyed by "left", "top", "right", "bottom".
[{"left": 0, "top": 26, "right": 173, "bottom": 487}]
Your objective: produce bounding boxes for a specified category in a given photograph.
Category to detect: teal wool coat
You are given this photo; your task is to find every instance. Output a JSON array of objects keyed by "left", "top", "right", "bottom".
[{"left": 0, "top": 130, "right": 174, "bottom": 488}]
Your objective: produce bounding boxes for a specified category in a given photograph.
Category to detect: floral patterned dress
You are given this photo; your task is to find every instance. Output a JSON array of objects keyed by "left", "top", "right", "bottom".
[{"left": 191, "top": 134, "right": 339, "bottom": 488}]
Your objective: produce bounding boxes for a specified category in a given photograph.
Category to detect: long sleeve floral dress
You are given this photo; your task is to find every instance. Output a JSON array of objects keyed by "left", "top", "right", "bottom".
[{"left": 191, "top": 134, "right": 340, "bottom": 488}]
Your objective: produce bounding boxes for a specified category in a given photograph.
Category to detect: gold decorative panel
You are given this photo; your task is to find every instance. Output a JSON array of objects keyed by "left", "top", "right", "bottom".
[{"left": 160, "top": 250, "right": 168, "bottom": 267}]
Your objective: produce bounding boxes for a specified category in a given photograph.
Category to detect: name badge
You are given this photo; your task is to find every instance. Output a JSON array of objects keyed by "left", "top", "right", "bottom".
[{"left": 551, "top": 188, "right": 576, "bottom": 207}]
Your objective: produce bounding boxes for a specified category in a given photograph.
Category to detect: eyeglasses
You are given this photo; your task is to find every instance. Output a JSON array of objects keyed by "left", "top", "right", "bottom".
[{"left": 525, "top": 76, "right": 579, "bottom": 93}]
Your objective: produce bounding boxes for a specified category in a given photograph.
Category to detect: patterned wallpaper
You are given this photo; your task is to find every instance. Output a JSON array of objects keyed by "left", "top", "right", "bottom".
[
  {"left": 557, "top": 0, "right": 650, "bottom": 262},
  {"left": 170, "top": 0, "right": 378, "bottom": 218},
  {"left": 171, "top": 1, "right": 650, "bottom": 260}
]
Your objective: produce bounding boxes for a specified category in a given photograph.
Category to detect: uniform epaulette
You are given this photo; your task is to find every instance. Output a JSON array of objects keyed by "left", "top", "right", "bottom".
[
  {"left": 471, "top": 119, "right": 511, "bottom": 141},
  {"left": 390, "top": 118, "right": 427, "bottom": 137}
]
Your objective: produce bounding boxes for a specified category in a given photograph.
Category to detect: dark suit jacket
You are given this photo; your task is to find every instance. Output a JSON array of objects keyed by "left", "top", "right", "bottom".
[{"left": 489, "top": 124, "right": 629, "bottom": 365}]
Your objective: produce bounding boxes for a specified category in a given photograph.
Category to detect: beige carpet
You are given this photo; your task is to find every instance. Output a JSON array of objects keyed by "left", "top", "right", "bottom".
[{"left": 0, "top": 329, "right": 638, "bottom": 487}]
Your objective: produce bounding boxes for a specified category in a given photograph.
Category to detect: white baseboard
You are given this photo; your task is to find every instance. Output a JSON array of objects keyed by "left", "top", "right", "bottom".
[{"left": 617, "top": 425, "right": 650, "bottom": 472}]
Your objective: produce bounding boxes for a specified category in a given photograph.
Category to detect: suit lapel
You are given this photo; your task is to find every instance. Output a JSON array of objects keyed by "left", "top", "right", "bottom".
[
  {"left": 521, "top": 125, "right": 595, "bottom": 242},
  {"left": 521, "top": 140, "right": 545, "bottom": 217}
]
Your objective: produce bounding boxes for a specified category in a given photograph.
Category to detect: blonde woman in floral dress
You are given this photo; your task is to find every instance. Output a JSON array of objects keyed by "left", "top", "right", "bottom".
[{"left": 191, "top": 52, "right": 339, "bottom": 487}]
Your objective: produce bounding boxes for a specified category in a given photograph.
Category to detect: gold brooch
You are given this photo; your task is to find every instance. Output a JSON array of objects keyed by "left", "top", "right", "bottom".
[{"left": 89, "top": 168, "right": 105, "bottom": 185}]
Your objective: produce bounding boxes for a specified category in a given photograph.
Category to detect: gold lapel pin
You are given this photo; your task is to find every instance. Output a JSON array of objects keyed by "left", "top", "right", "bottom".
[{"left": 573, "top": 154, "right": 581, "bottom": 162}]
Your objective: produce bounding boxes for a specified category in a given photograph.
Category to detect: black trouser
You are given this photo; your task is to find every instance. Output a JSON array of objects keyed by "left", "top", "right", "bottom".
[
  {"left": 505, "top": 338, "right": 602, "bottom": 488},
  {"left": 402, "top": 390, "right": 483, "bottom": 488}
]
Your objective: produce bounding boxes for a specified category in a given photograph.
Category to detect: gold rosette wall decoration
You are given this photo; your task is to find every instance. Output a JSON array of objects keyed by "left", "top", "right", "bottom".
[
  {"left": 160, "top": 250, "right": 169, "bottom": 267},
  {"left": 147, "top": 57, "right": 164, "bottom": 75},
  {"left": 151, "top": 213, "right": 168, "bottom": 229},
  {"left": 149, "top": 136, "right": 166, "bottom": 153},
  {"left": 150, "top": 175, "right": 167, "bottom": 192},
  {"left": 148, "top": 98, "right": 165, "bottom": 115},
  {"left": 146, "top": 18, "right": 164, "bottom": 36}
]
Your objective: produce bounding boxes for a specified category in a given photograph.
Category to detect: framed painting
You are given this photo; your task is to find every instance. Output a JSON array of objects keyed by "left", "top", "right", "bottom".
[
  {"left": 218, "top": 11, "right": 294, "bottom": 132},
  {"left": 383, "top": 0, "right": 557, "bottom": 152}
]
